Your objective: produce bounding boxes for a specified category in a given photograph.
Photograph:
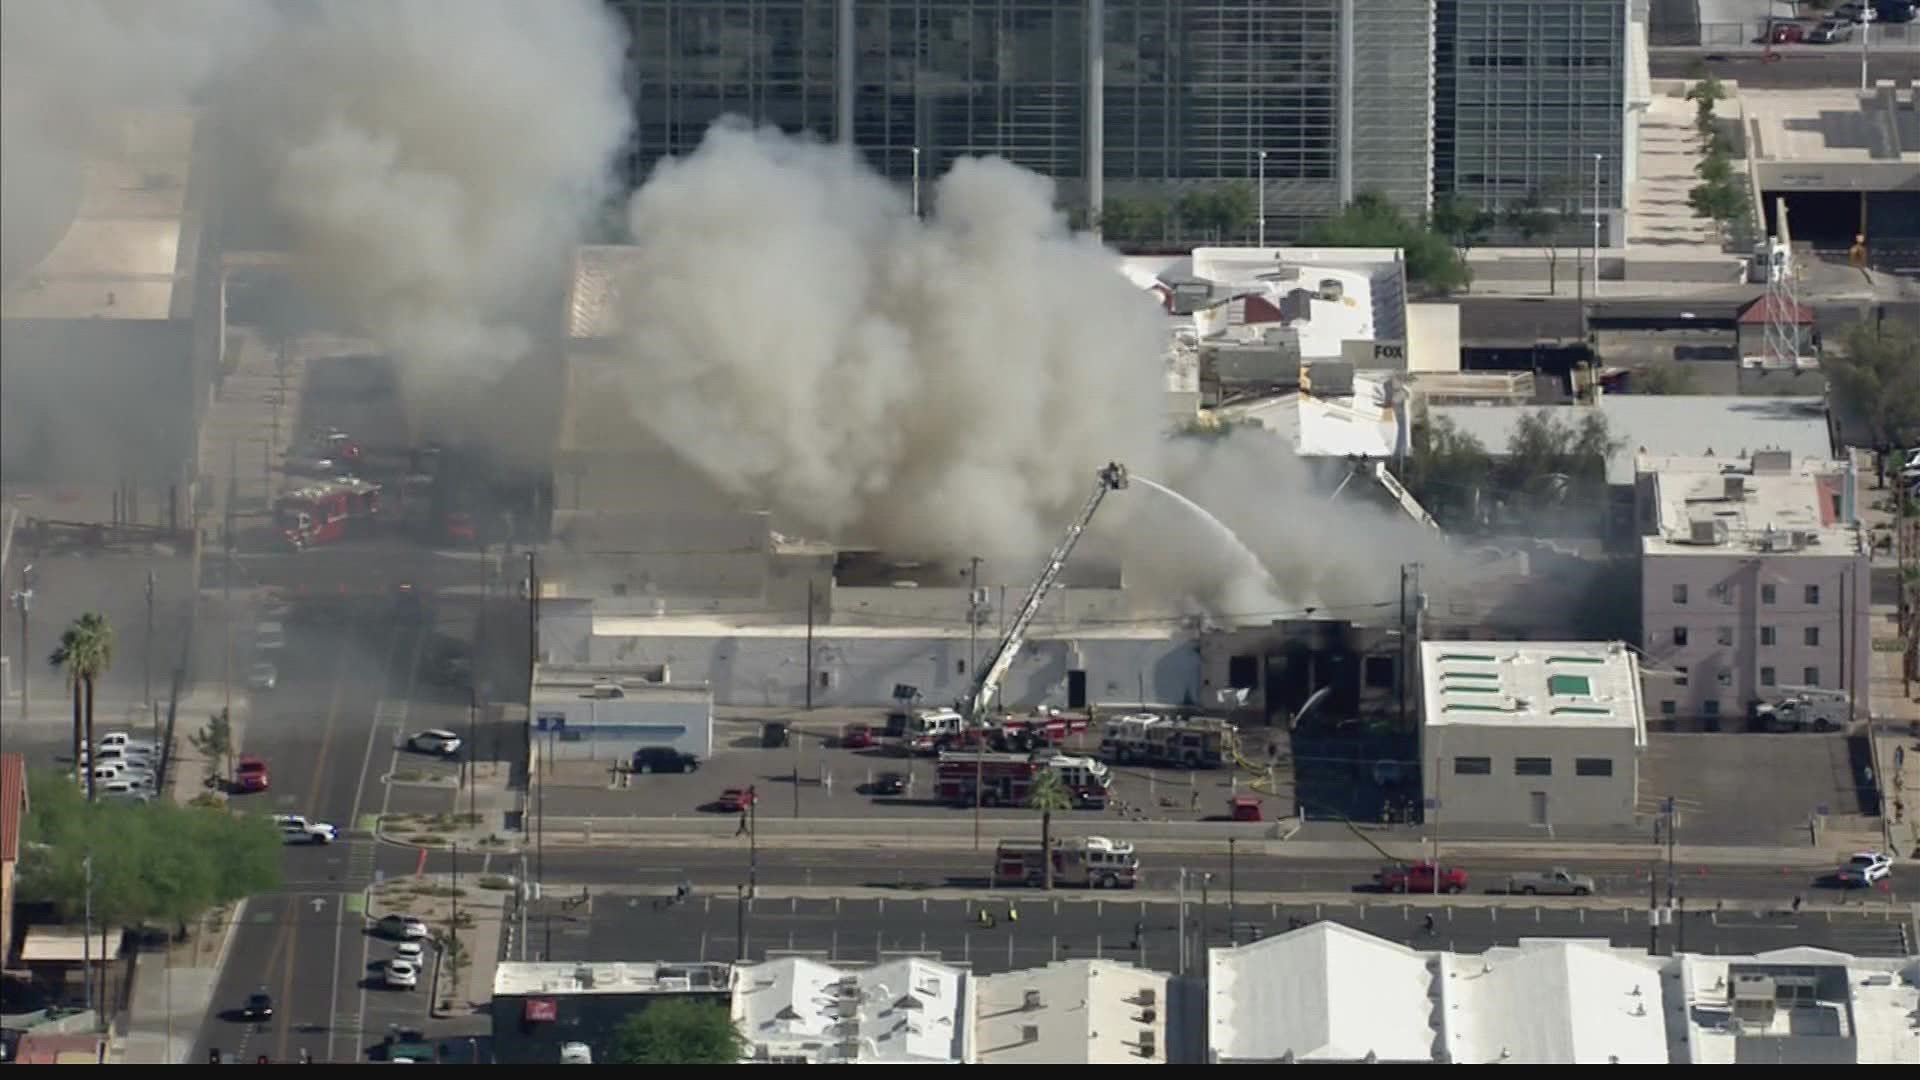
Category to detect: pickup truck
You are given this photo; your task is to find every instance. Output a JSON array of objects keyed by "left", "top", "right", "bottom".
[
  {"left": 1374, "top": 862, "right": 1468, "bottom": 894},
  {"left": 1505, "top": 867, "right": 1595, "bottom": 896}
]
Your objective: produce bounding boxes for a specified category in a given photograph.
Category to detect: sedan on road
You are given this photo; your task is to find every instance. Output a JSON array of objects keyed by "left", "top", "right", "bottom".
[
  {"left": 384, "top": 959, "right": 420, "bottom": 990},
  {"left": 239, "top": 991, "right": 274, "bottom": 1022},
  {"left": 407, "top": 730, "right": 462, "bottom": 757},
  {"left": 394, "top": 940, "right": 425, "bottom": 962},
  {"left": 247, "top": 662, "right": 278, "bottom": 691},
  {"left": 864, "top": 771, "right": 907, "bottom": 797},
  {"left": 1838, "top": 851, "right": 1892, "bottom": 887},
  {"left": 233, "top": 756, "right": 271, "bottom": 793},
  {"left": 377, "top": 914, "right": 429, "bottom": 940},
  {"left": 714, "top": 787, "right": 758, "bottom": 813}
]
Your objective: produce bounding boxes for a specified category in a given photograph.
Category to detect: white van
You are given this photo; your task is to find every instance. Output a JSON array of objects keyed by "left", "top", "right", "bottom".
[
  {"left": 256, "top": 621, "right": 287, "bottom": 651},
  {"left": 92, "top": 764, "right": 154, "bottom": 788}
]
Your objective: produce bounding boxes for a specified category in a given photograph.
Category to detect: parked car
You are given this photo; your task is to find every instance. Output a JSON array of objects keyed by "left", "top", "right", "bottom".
[
  {"left": 384, "top": 958, "right": 420, "bottom": 990},
  {"left": 377, "top": 914, "right": 429, "bottom": 940},
  {"left": 1767, "top": 22, "right": 1806, "bottom": 43},
  {"left": 393, "top": 940, "right": 425, "bottom": 962},
  {"left": 407, "top": 730, "right": 462, "bottom": 757},
  {"left": 761, "top": 722, "right": 790, "bottom": 749},
  {"left": 867, "top": 771, "right": 908, "bottom": 797},
  {"left": 716, "top": 787, "right": 757, "bottom": 813},
  {"left": 248, "top": 662, "right": 279, "bottom": 691},
  {"left": 89, "top": 744, "right": 157, "bottom": 771},
  {"left": 840, "top": 724, "right": 875, "bottom": 750},
  {"left": 632, "top": 747, "right": 699, "bottom": 774},
  {"left": 95, "top": 732, "right": 154, "bottom": 753},
  {"left": 255, "top": 621, "right": 286, "bottom": 651},
  {"left": 1505, "top": 868, "right": 1596, "bottom": 896},
  {"left": 273, "top": 814, "right": 338, "bottom": 845},
  {"left": 100, "top": 780, "right": 154, "bottom": 803},
  {"left": 1837, "top": 851, "right": 1892, "bottom": 887},
  {"left": 1229, "top": 796, "right": 1264, "bottom": 822},
  {"left": 240, "top": 991, "right": 274, "bottom": 1021},
  {"left": 1807, "top": 19, "right": 1855, "bottom": 42},
  {"left": 234, "top": 755, "right": 271, "bottom": 793},
  {"left": 1375, "top": 862, "right": 1468, "bottom": 894}
]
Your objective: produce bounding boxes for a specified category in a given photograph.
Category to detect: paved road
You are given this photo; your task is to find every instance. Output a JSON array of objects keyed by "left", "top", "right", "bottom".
[
  {"left": 1650, "top": 48, "right": 1920, "bottom": 87},
  {"left": 520, "top": 892, "right": 1914, "bottom": 975},
  {"left": 450, "top": 842, "right": 1915, "bottom": 905}
]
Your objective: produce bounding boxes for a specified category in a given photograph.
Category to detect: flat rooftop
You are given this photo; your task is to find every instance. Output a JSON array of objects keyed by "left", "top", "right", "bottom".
[
  {"left": 735, "top": 957, "right": 969, "bottom": 1064},
  {"left": 833, "top": 549, "right": 1121, "bottom": 590},
  {"left": 531, "top": 664, "right": 711, "bottom": 705},
  {"left": 1744, "top": 86, "right": 1920, "bottom": 167},
  {"left": 1678, "top": 949, "right": 1920, "bottom": 1065},
  {"left": 1420, "top": 641, "right": 1646, "bottom": 733},
  {"left": 592, "top": 613, "right": 1180, "bottom": 641},
  {"left": 974, "top": 959, "right": 1168, "bottom": 1065},
  {"left": 492, "top": 961, "right": 731, "bottom": 997},
  {"left": 1124, "top": 246, "right": 1408, "bottom": 363},
  {"left": 1640, "top": 452, "right": 1862, "bottom": 557},
  {"left": 1223, "top": 371, "right": 1404, "bottom": 458}
]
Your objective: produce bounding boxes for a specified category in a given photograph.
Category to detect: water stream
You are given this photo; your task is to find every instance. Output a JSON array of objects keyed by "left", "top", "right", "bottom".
[{"left": 1130, "top": 475, "right": 1284, "bottom": 614}]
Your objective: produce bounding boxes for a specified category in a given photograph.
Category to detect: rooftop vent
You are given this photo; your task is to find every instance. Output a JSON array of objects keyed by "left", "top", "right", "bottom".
[
  {"left": 1020, "top": 1024, "right": 1041, "bottom": 1044},
  {"left": 1317, "top": 277, "right": 1345, "bottom": 302},
  {"left": 1023, "top": 989, "right": 1044, "bottom": 1011},
  {"left": 1138, "top": 1030, "right": 1158, "bottom": 1058},
  {"left": 1689, "top": 519, "right": 1726, "bottom": 546},
  {"left": 1723, "top": 475, "right": 1746, "bottom": 500},
  {"left": 588, "top": 681, "right": 624, "bottom": 699},
  {"left": 1752, "top": 449, "right": 1793, "bottom": 474}
]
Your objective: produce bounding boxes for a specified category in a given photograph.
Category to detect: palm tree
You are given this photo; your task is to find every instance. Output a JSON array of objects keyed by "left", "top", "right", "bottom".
[
  {"left": 1024, "top": 769, "right": 1074, "bottom": 891},
  {"left": 50, "top": 613, "right": 115, "bottom": 800}
]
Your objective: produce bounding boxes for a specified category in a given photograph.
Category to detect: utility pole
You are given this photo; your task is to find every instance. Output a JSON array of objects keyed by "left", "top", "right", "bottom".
[
  {"left": 82, "top": 852, "right": 94, "bottom": 1028},
  {"left": 735, "top": 884, "right": 747, "bottom": 961},
  {"left": 1665, "top": 795, "right": 1677, "bottom": 951},
  {"left": 449, "top": 843, "right": 460, "bottom": 993},
  {"left": 804, "top": 582, "right": 815, "bottom": 711},
  {"left": 969, "top": 555, "right": 984, "bottom": 854},
  {"left": 224, "top": 438, "right": 236, "bottom": 717},
  {"left": 143, "top": 570, "right": 154, "bottom": 707},
  {"left": 1398, "top": 564, "right": 1410, "bottom": 729},
  {"left": 748, "top": 786, "right": 758, "bottom": 898},
  {"left": 12, "top": 564, "right": 32, "bottom": 727},
  {"left": 468, "top": 686, "right": 479, "bottom": 823},
  {"left": 1227, "top": 837, "right": 1237, "bottom": 945}
]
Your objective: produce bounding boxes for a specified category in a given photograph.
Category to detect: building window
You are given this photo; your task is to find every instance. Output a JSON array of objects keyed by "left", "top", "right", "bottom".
[
  {"left": 956, "top": 660, "right": 966, "bottom": 675},
  {"left": 1803, "top": 666, "right": 1819, "bottom": 686},
  {"left": 1575, "top": 757, "right": 1613, "bottom": 777},
  {"left": 1453, "top": 756, "right": 1492, "bottom": 776},
  {"left": 1364, "top": 655, "right": 1395, "bottom": 689},
  {"left": 1761, "top": 626, "right": 1776, "bottom": 646},
  {"left": 1673, "top": 626, "right": 1689, "bottom": 647},
  {"left": 1716, "top": 626, "right": 1733, "bottom": 646},
  {"left": 1761, "top": 666, "right": 1776, "bottom": 686},
  {"left": 1515, "top": 757, "right": 1552, "bottom": 776},
  {"left": 1704, "top": 700, "right": 1720, "bottom": 717},
  {"left": 1761, "top": 583, "right": 1776, "bottom": 604},
  {"left": 1227, "top": 655, "right": 1258, "bottom": 690},
  {"left": 818, "top": 671, "right": 830, "bottom": 689},
  {"left": 1672, "top": 584, "right": 1688, "bottom": 604},
  {"left": 1660, "top": 699, "right": 1676, "bottom": 715},
  {"left": 1803, "top": 626, "right": 1820, "bottom": 647},
  {"left": 1711, "top": 582, "right": 1730, "bottom": 604},
  {"left": 1805, "top": 584, "right": 1820, "bottom": 604},
  {"left": 1716, "top": 670, "right": 1731, "bottom": 686},
  {"left": 1674, "top": 666, "right": 1689, "bottom": 686}
]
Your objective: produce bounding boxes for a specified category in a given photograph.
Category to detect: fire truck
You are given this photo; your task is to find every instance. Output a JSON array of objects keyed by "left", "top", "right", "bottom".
[
  {"left": 1099, "top": 712, "right": 1237, "bottom": 768},
  {"left": 275, "top": 478, "right": 381, "bottom": 550},
  {"left": 993, "top": 836, "right": 1139, "bottom": 889},
  {"left": 904, "top": 707, "right": 1092, "bottom": 755},
  {"left": 935, "top": 751, "right": 1111, "bottom": 809}
]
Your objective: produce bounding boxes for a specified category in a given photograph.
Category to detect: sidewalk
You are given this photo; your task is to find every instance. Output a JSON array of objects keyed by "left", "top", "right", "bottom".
[
  {"left": 364, "top": 872, "right": 508, "bottom": 1023},
  {"left": 1856, "top": 449, "right": 1919, "bottom": 859}
]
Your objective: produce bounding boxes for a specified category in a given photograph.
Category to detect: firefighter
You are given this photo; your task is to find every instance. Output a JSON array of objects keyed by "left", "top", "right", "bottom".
[
  {"left": 1006, "top": 902, "right": 1019, "bottom": 924},
  {"left": 977, "top": 908, "right": 996, "bottom": 929}
]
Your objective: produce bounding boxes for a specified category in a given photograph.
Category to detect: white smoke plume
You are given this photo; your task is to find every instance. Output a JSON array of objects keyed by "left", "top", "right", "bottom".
[{"left": 610, "top": 122, "right": 1171, "bottom": 566}]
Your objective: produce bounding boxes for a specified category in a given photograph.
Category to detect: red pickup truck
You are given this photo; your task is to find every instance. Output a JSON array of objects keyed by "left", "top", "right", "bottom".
[{"left": 1375, "top": 861, "right": 1468, "bottom": 894}]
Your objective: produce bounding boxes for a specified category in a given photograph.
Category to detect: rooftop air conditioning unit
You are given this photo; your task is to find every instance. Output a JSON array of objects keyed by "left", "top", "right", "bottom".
[
  {"left": 1689, "top": 519, "right": 1725, "bottom": 546},
  {"left": 1723, "top": 475, "right": 1746, "bottom": 500},
  {"left": 1136, "top": 988, "right": 1158, "bottom": 1007},
  {"left": 1023, "top": 989, "right": 1044, "bottom": 1010},
  {"left": 589, "top": 682, "right": 624, "bottom": 699},
  {"left": 1138, "top": 1030, "right": 1158, "bottom": 1057},
  {"left": 1020, "top": 1024, "right": 1040, "bottom": 1044}
]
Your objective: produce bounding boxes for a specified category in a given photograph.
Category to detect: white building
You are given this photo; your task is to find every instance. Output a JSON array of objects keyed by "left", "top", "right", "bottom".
[
  {"left": 732, "top": 957, "right": 971, "bottom": 1065},
  {"left": 971, "top": 959, "right": 1170, "bottom": 1065},
  {"left": 529, "top": 664, "right": 713, "bottom": 762},
  {"left": 1208, "top": 921, "right": 1439, "bottom": 1063},
  {"left": 1674, "top": 947, "right": 1920, "bottom": 1065},
  {"left": 1636, "top": 451, "right": 1870, "bottom": 726},
  {"left": 1436, "top": 940, "right": 1668, "bottom": 1064},
  {"left": 1419, "top": 641, "right": 1646, "bottom": 830}
]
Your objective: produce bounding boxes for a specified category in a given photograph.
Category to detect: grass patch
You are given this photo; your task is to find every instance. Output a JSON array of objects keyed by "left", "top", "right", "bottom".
[
  {"left": 415, "top": 885, "right": 467, "bottom": 899},
  {"left": 391, "top": 770, "right": 425, "bottom": 782},
  {"left": 477, "top": 875, "right": 513, "bottom": 891},
  {"left": 413, "top": 832, "right": 449, "bottom": 846}
]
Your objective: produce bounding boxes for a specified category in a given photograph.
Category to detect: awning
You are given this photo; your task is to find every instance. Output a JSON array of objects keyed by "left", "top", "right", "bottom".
[{"left": 17, "top": 927, "right": 124, "bottom": 964}]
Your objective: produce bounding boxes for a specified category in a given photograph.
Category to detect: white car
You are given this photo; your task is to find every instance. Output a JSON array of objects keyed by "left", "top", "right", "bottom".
[
  {"left": 1838, "top": 851, "right": 1892, "bottom": 887},
  {"left": 272, "top": 814, "right": 338, "bottom": 845},
  {"left": 248, "top": 662, "right": 279, "bottom": 691},
  {"left": 377, "top": 914, "right": 429, "bottom": 940},
  {"left": 384, "top": 958, "right": 420, "bottom": 989},
  {"left": 96, "top": 732, "right": 156, "bottom": 753},
  {"left": 100, "top": 780, "right": 153, "bottom": 803},
  {"left": 255, "top": 621, "right": 287, "bottom": 651},
  {"left": 394, "top": 940, "right": 425, "bottom": 962},
  {"left": 91, "top": 763, "right": 154, "bottom": 787},
  {"left": 88, "top": 744, "right": 157, "bottom": 770},
  {"left": 407, "top": 730, "right": 461, "bottom": 756}
]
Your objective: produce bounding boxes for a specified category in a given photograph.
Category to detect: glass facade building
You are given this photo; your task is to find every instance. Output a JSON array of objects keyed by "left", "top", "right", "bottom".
[{"left": 612, "top": 1, "right": 1625, "bottom": 242}]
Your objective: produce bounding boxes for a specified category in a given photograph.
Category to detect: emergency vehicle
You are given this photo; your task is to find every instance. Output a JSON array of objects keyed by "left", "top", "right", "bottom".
[
  {"left": 901, "top": 707, "right": 1091, "bottom": 755},
  {"left": 935, "top": 751, "right": 1111, "bottom": 809},
  {"left": 1099, "top": 712, "right": 1237, "bottom": 768},
  {"left": 275, "top": 478, "right": 381, "bottom": 550},
  {"left": 993, "top": 836, "right": 1139, "bottom": 889}
]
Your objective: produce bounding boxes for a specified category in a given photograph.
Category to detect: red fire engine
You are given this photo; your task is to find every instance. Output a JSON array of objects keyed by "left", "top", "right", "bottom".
[
  {"left": 993, "top": 836, "right": 1139, "bottom": 889},
  {"left": 935, "top": 751, "right": 1112, "bottom": 809},
  {"left": 276, "top": 478, "right": 381, "bottom": 550}
]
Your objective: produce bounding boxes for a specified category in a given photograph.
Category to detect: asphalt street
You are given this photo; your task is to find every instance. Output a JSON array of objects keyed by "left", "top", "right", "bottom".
[
  {"left": 443, "top": 842, "right": 1916, "bottom": 905},
  {"left": 522, "top": 892, "right": 1913, "bottom": 976},
  {"left": 1649, "top": 47, "right": 1920, "bottom": 86}
]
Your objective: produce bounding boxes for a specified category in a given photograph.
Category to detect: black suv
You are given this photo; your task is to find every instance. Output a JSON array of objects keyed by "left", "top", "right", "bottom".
[
  {"left": 241, "top": 991, "right": 274, "bottom": 1021},
  {"left": 633, "top": 747, "right": 699, "bottom": 774}
]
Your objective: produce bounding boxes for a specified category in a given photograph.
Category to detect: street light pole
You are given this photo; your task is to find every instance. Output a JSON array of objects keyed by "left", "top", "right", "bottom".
[
  {"left": 1227, "top": 838, "right": 1237, "bottom": 945},
  {"left": 1591, "top": 152, "right": 1603, "bottom": 291},
  {"left": 1861, "top": 8, "right": 1876, "bottom": 92},
  {"left": 911, "top": 146, "right": 922, "bottom": 219},
  {"left": 144, "top": 570, "right": 154, "bottom": 707},
  {"left": 1256, "top": 150, "right": 1268, "bottom": 248},
  {"left": 12, "top": 564, "right": 32, "bottom": 727},
  {"left": 82, "top": 852, "right": 94, "bottom": 1027}
]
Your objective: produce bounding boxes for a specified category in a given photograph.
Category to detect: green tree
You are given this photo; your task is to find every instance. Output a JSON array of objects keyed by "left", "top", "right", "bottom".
[
  {"left": 1695, "top": 149, "right": 1734, "bottom": 187},
  {"left": 1503, "top": 188, "right": 1565, "bottom": 295},
  {"left": 611, "top": 999, "right": 746, "bottom": 1065},
  {"left": 1174, "top": 183, "right": 1256, "bottom": 243},
  {"left": 1825, "top": 320, "right": 1920, "bottom": 456},
  {"left": 1686, "top": 180, "right": 1744, "bottom": 241},
  {"left": 1500, "top": 410, "right": 1621, "bottom": 527},
  {"left": 1096, "top": 195, "right": 1169, "bottom": 246},
  {"left": 1306, "top": 192, "right": 1472, "bottom": 295},
  {"left": 190, "top": 708, "right": 234, "bottom": 791},
  {"left": 49, "top": 613, "right": 114, "bottom": 801},
  {"left": 1402, "top": 414, "right": 1493, "bottom": 530},
  {"left": 1430, "top": 196, "right": 1495, "bottom": 254},
  {"left": 1686, "top": 75, "right": 1726, "bottom": 134},
  {"left": 1025, "top": 769, "right": 1074, "bottom": 891}
]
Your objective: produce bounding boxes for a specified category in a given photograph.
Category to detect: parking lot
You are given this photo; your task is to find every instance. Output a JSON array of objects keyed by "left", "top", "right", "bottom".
[
  {"left": 1639, "top": 732, "right": 1876, "bottom": 845},
  {"left": 532, "top": 718, "right": 1294, "bottom": 826}
]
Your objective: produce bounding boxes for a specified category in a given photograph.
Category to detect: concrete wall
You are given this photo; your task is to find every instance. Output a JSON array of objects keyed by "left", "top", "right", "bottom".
[
  {"left": 1201, "top": 620, "right": 1407, "bottom": 727},
  {"left": 528, "top": 691, "right": 713, "bottom": 761},
  {"left": 1639, "top": 551, "right": 1872, "bottom": 724},
  {"left": 1420, "top": 721, "right": 1639, "bottom": 828},
  {"left": 580, "top": 630, "right": 1199, "bottom": 711},
  {"left": 0, "top": 318, "right": 197, "bottom": 487},
  {"left": 1406, "top": 302, "right": 1461, "bottom": 373},
  {"left": 829, "top": 583, "right": 1128, "bottom": 630}
]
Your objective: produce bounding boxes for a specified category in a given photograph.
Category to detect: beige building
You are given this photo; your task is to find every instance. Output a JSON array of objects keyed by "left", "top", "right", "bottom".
[{"left": 1418, "top": 641, "right": 1646, "bottom": 830}]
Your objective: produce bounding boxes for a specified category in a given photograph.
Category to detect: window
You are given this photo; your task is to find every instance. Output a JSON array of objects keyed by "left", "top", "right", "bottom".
[
  {"left": 1804, "top": 626, "right": 1820, "bottom": 647},
  {"left": 1672, "top": 584, "right": 1688, "bottom": 604},
  {"left": 1364, "top": 655, "right": 1395, "bottom": 689},
  {"left": 1675, "top": 666, "right": 1689, "bottom": 686},
  {"left": 1711, "top": 582, "right": 1730, "bottom": 604},
  {"left": 1453, "top": 756, "right": 1492, "bottom": 775},
  {"left": 1761, "top": 626, "right": 1776, "bottom": 646},
  {"left": 1660, "top": 699, "right": 1677, "bottom": 715},
  {"left": 1805, "top": 584, "right": 1821, "bottom": 604},
  {"left": 1515, "top": 757, "right": 1553, "bottom": 776},
  {"left": 1716, "top": 670, "right": 1731, "bottom": 686},
  {"left": 1673, "top": 626, "right": 1689, "bottom": 647},
  {"left": 1575, "top": 757, "right": 1613, "bottom": 777},
  {"left": 1803, "top": 667, "right": 1819, "bottom": 686},
  {"left": 1761, "top": 583, "right": 1776, "bottom": 604},
  {"left": 1761, "top": 666, "right": 1776, "bottom": 687},
  {"left": 1716, "top": 626, "right": 1733, "bottom": 646},
  {"left": 1227, "top": 655, "right": 1258, "bottom": 690},
  {"left": 1704, "top": 700, "right": 1720, "bottom": 717},
  {"left": 956, "top": 660, "right": 966, "bottom": 675}
]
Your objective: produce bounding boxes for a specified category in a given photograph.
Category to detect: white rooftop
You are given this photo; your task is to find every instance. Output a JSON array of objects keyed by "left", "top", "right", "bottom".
[
  {"left": 733, "top": 956, "right": 970, "bottom": 1064},
  {"left": 1208, "top": 922, "right": 1439, "bottom": 1063},
  {"left": 591, "top": 613, "right": 1179, "bottom": 642},
  {"left": 1677, "top": 948, "right": 1920, "bottom": 1065},
  {"left": 1420, "top": 641, "right": 1647, "bottom": 735},
  {"left": 972, "top": 959, "right": 1167, "bottom": 1065},
  {"left": 492, "top": 960, "right": 732, "bottom": 997},
  {"left": 1744, "top": 88, "right": 1920, "bottom": 166},
  {"left": 1639, "top": 452, "right": 1862, "bottom": 558},
  {"left": 1221, "top": 372, "right": 1406, "bottom": 458},
  {"left": 1438, "top": 940, "right": 1669, "bottom": 1065}
]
